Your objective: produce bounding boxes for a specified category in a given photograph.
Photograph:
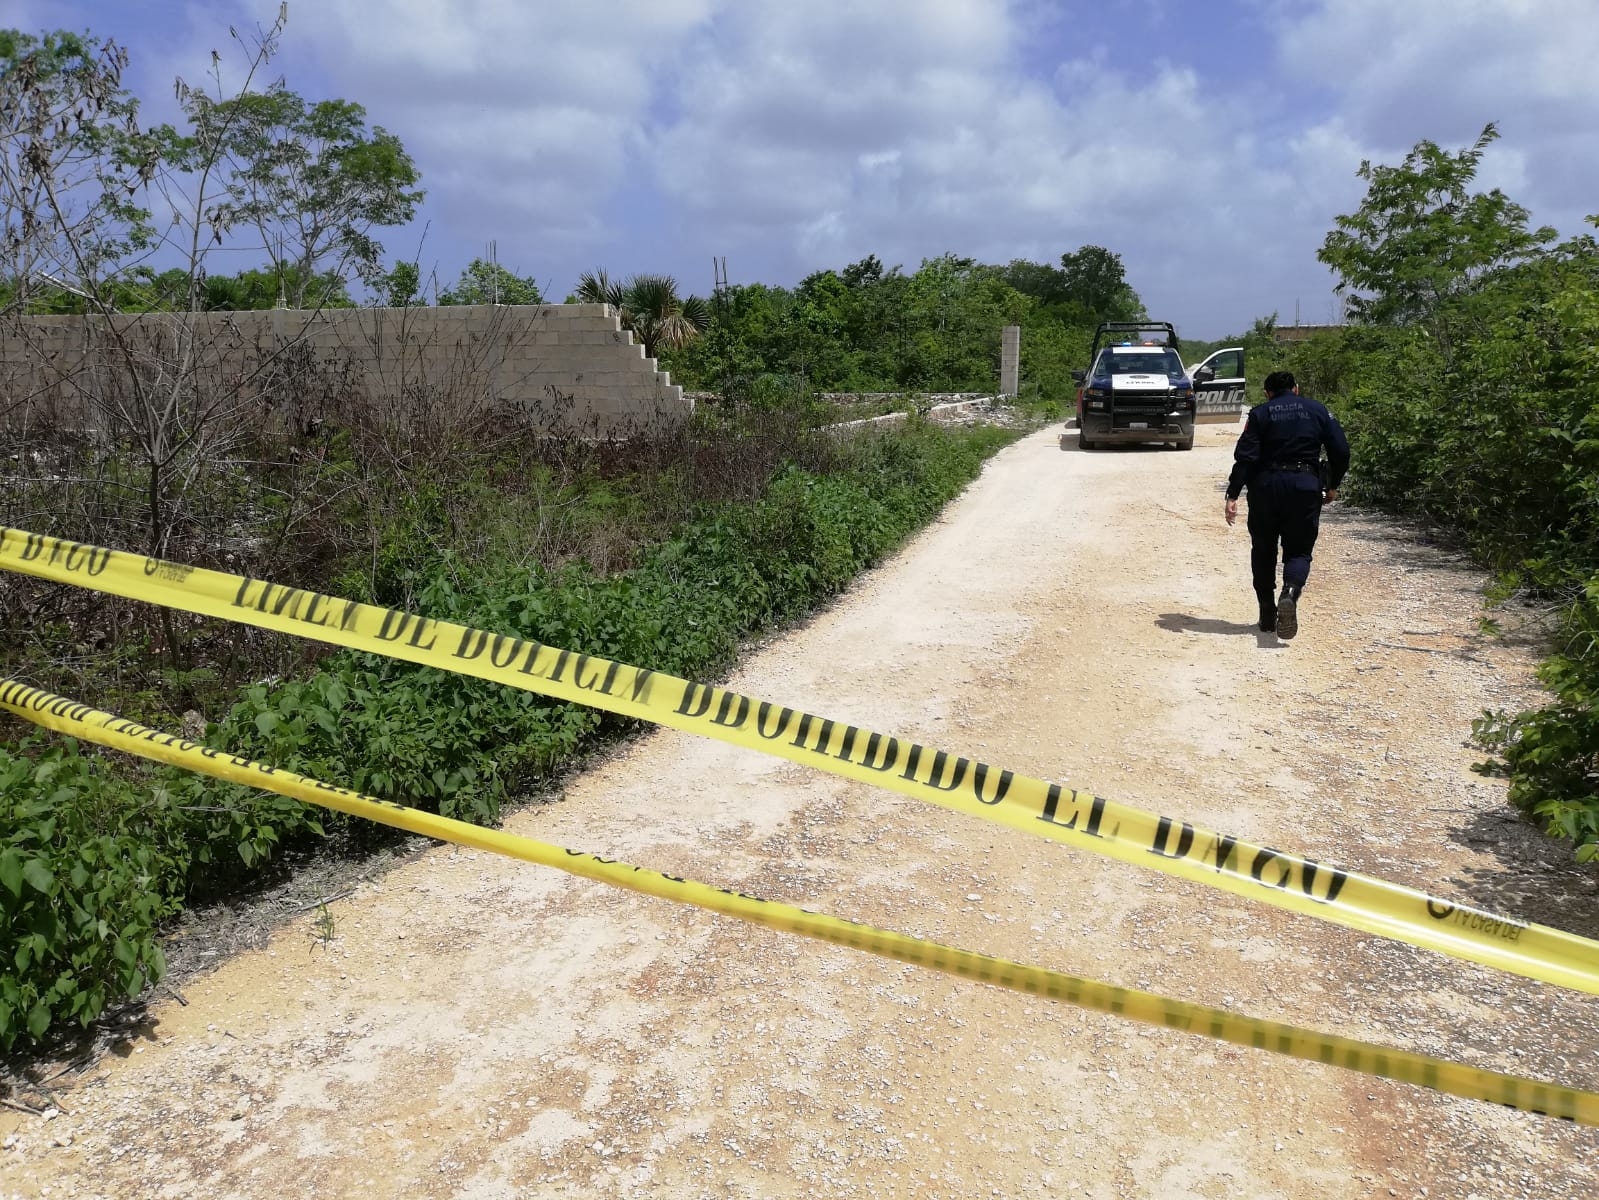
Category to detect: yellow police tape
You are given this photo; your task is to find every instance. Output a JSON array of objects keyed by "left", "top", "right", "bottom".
[
  {"left": 3, "top": 527, "right": 1598, "bottom": 1000},
  {"left": 2, "top": 679, "right": 1594, "bottom": 1126}
]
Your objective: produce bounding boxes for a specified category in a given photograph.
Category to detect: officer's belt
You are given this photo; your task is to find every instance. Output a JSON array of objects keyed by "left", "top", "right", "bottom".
[{"left": 1267, "top": 461, "right": 1320, "bottom": 473}]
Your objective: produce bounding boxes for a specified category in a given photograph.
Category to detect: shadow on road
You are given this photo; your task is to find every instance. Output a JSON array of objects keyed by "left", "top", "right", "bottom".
[
  {"left": 1157, "top": 612, "right": 1288, "bottom": 650},
  {"left": 1157, "top": 612, "right": 1257, "bottom": 636},
  {"left": 1447, "top": 806, "right": 1599, "bottom": 941}
]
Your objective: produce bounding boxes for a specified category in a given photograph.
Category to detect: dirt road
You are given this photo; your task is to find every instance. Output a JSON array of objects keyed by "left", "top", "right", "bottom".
[{"left": 4, "top": 420, "right": 1598, "bottom": 1199}]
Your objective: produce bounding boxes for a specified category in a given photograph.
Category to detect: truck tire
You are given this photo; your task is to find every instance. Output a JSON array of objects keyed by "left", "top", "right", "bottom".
[
  {"left": 1078, "top": 432, "right": 1095, "bottom": 450},
  {"left": 1173, "top": 435, "right": 1193, "bottom": 451}
]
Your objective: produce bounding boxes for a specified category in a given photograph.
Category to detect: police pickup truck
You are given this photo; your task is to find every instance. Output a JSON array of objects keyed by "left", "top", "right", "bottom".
[{"left": 1072, "top": 322, "right": 1195, "bottom": 451}]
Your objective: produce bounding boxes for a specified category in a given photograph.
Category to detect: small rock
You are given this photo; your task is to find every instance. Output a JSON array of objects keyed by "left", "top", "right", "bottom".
[
  {"left": 966, "top": 893, "right": 982, "bottom": 902},
  {"left": 41, "top": 1107, "right": 60, "bottom": 1121},
  {"left": 53, "top": 1133, "right": 73, "bottom": 1148}
]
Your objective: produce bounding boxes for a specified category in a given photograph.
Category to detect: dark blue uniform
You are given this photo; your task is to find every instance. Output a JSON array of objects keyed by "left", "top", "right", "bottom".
[{"left": 1226, "top": 392, "right": 1350, "bottom": 615}]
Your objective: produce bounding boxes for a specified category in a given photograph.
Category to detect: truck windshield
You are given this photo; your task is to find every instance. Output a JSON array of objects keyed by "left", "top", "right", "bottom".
[{"left": 1100, "top": 350, "right": 1184, "bottom": 377}]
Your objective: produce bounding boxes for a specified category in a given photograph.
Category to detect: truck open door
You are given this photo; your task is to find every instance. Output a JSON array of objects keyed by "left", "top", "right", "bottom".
[{"left": 1189, "top": 346, "right": 1246, "bottom": 422}]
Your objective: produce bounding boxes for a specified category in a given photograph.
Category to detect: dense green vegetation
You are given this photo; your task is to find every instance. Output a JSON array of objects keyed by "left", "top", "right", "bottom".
[
  {"left": 664, "top": 248, "right": 1143, "bottom": 411},
  {"left": 0, "top": 406, "right": 1021, "bottom": 1049},
  {"left": 1272, "top": 126, "right": 1599, "bottom": 861}
]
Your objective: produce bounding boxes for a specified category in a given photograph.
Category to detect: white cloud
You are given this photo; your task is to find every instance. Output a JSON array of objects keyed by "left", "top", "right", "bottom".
[
  {"left": 113, "top": 1, "right": 1355, "bottom": 328},
  {"left": 641, "top": 2, "right": 1357, "bottom": 332},
  {"left": 1281, "top": 0, "right": 1599, "bottom": 128},
  {"left": 646, "top": 0, "right": 1017, "bottom": 238},
  {"left": 229, "top": 0, "right": 721, "bottom": 263},
  {"left": 1275, "top": 0, "right": 1599, "bottom": 217}
]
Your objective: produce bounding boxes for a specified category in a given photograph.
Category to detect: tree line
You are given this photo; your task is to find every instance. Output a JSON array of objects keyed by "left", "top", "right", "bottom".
[{"left": 664, "top": 247, "right": 1142, "bottom": 402}]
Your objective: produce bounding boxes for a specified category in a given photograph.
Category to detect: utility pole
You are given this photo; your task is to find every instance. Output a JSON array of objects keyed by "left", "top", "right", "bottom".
[{"left": 710, "top": 256, "right": 731, "bottom": 394}]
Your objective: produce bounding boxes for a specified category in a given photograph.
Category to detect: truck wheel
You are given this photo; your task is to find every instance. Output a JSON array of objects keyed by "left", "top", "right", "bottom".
[
  {"left": 1078, "top": 432, "right": 1095, "bottom": 450},
  {"left": 1173, "top": 435, "right": 1193, "bottom": 451}
]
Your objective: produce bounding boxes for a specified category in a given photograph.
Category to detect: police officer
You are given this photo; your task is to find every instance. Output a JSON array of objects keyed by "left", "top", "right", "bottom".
[{"left": 1223, "top": 370, "right": 1350, "bottom": 639}]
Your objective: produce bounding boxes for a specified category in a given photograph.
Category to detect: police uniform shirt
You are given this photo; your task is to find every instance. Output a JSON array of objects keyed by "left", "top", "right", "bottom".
[{"left": 1225, "top": 392, "right": 1350, "bottom": 500}]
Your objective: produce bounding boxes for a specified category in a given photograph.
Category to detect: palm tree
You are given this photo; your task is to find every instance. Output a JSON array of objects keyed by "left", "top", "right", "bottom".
[
  {"left": 576, "top": 269, "right": 710, "bottom": 359},
  {"left": 575, "top": 268, "right": 625, "bottom": 312}
]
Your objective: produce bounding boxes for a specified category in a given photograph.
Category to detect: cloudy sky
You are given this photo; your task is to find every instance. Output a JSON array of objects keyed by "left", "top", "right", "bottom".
[{"left": 18, "top": 0, "right": 1599, "bottom": 338}]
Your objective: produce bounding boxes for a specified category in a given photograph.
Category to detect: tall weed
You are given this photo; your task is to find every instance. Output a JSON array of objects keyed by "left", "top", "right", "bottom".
[{"left": 0, "top": 417, "right": 1020, "bottom": 1048}]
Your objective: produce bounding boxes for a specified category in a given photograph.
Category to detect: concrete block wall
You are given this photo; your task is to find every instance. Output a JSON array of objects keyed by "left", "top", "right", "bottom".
[{"left": 0, "top": 304, "right": 689, "bottom": 437}]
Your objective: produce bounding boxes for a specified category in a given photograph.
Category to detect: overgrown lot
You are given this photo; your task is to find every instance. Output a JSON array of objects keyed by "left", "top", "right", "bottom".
[{"left": 1, "top": 397, "right": 1023, "bottom": 1051}]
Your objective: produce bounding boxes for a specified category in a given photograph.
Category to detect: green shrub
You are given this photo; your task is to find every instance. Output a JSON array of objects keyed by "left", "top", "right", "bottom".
[
  {"left": 0, "top": 741, "right": 188, "bottom": 1048},
  {"left": 1474, "top": 641, "right": 1599, "bottom": 863}
]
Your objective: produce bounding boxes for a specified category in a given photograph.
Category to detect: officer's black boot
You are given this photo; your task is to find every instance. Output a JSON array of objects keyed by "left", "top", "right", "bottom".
[
  {"left": 1258, "top": 600, "right": 1276, "bottom": 632},
  {"left": 1276, "top": 586, "right": 1299, "bottom": 640}
]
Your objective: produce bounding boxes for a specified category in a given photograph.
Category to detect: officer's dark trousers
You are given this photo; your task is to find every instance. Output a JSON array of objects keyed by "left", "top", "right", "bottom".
[{"left": 1245, "top": 478, "right": 1322, "bottom": 606}]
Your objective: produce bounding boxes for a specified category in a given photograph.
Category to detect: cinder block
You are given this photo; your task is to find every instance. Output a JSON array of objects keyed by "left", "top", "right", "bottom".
[{"left": 546, "top": 350, "right": 591, "bottom": 373}]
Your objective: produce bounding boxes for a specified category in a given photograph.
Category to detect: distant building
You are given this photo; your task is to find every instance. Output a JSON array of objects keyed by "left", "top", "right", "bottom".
[{"left": 1273, "top": 322, "right": 1345, "bottom": 345}]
